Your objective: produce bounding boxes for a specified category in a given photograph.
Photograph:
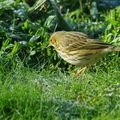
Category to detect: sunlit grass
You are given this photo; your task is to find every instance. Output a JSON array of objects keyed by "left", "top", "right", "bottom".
[{"left": 0, "top": 58, "right": 120, "bottom": 119}]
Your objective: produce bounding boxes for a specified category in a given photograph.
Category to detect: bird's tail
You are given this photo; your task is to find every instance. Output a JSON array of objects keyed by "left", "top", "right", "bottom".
[
  {"left": 104, "top": 46, "right": 120, "bottom": 53},
  {"left": 111, "top": 47, "right": 120, "bottom": 52}
]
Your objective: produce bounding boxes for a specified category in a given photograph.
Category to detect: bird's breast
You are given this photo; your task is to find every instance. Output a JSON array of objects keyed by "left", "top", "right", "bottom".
[{"left": 57, "top": 50, "right": 90, "bottom": 66}]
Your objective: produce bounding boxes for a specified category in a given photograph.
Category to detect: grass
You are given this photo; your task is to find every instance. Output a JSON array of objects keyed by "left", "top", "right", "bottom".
[{"left": 0, "top": 57, "right": 120, "bottom": 120}]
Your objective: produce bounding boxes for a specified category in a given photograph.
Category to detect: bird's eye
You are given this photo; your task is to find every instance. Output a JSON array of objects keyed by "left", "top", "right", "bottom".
[{"left": 51, "top": 38, "right": 56, "bottom": 44}]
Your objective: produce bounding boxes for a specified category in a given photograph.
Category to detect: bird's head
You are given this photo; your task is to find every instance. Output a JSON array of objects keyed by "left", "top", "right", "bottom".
[{"left": 48, "top": 32, "right": 61, "bottom": 49}]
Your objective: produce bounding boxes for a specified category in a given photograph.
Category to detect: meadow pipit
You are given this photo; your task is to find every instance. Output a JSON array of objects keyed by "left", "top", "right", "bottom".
[{"left": 48, "top": 31, "right": 120, "bottom": 75}]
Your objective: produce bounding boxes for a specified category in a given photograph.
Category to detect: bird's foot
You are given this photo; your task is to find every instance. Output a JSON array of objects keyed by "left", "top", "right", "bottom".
[{"left": 75, "top": 67, "right": 87, "bottom": 76}]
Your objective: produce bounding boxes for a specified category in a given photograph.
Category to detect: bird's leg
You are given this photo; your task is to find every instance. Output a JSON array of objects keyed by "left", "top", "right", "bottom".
[{"left": 75, "top": 67, "right": 87, "bottom": 76}]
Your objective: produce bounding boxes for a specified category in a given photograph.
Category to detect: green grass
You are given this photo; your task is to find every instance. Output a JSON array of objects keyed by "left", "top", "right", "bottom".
[{"left": 0, "top": 58, "right": 120, "bottom": 120}]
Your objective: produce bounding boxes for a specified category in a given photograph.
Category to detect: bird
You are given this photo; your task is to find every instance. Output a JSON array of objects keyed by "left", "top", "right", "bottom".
[{"left": 48, "top": 31, "right": 120, "bottom": 75}]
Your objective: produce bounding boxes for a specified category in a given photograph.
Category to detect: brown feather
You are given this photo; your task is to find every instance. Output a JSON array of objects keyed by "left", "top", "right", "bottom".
[{"left": 49, "top": 31, "right": 120, "bottom": 66}]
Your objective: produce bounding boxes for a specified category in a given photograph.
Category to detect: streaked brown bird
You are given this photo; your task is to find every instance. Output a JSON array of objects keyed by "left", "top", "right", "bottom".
[{"left": 48, "top": 31, "right": 120, "bottom": 75}]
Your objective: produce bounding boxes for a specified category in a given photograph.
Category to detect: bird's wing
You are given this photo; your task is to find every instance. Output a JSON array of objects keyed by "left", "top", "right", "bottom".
[
  {"left": 62, "top": 32, "right": 111, "bottom": 51},
  {"left": 80, "top": 39, "right": 111, "bottom": 49}
]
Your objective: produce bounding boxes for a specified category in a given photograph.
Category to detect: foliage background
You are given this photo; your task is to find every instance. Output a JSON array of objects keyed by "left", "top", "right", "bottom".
[{"left": 0, "top": 0, "right": 120, "bottom": 69}]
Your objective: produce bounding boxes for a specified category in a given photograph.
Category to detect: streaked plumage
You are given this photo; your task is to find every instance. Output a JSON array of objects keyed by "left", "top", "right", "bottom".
[{"left": 49, "top": 31, "right": 120, "bottom": 67}]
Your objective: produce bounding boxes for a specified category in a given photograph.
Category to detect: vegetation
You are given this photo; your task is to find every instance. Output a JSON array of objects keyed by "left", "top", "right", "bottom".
[{"left": 0, "top": 0, "right": 120, "bottom": 119}]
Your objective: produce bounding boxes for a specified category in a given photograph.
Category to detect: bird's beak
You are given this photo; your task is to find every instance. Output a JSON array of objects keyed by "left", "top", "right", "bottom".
[{"left": 47, "top": 42, "right": 52, "bottom": 48}]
